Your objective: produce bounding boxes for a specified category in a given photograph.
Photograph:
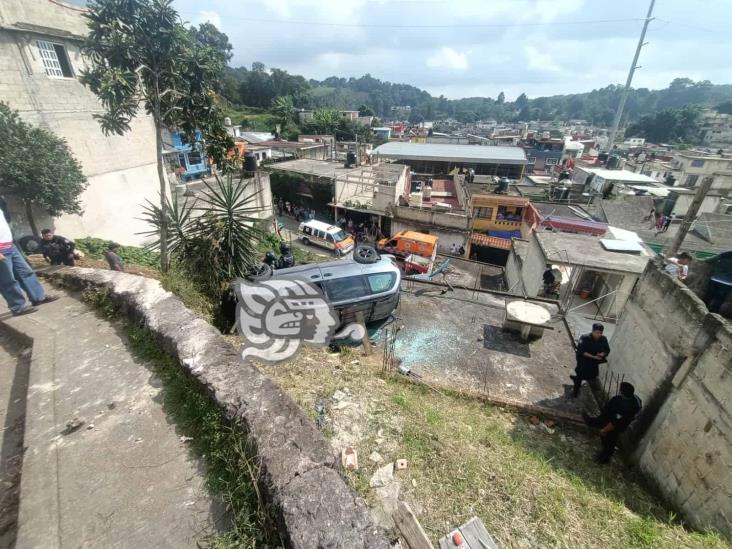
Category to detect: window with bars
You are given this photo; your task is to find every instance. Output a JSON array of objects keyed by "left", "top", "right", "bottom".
[{"left": 37, "top": 40, "right": 74, "bottom": 78}]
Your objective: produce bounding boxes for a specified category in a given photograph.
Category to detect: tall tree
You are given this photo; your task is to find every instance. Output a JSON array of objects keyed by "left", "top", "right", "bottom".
[
  {"left": 81, "top": 0, "right": 231, "bottom": 271},
  {"left": 0, "top": 103, "right": 88, "bottom": 235},
  {"left": 515, "top": 93, "right": 529, "bottom": 109},
  {"left": 497, "top": 91, "right": 505, "bottom": 104},
  {"left": 271, "top": 95, "right": 295, "bottom": 136},
  {"left": 358, "top": 104, "right": 375, "bottom": 117},
  {"left": 188, "top": 22, "right": 232, "bottom": 63}
]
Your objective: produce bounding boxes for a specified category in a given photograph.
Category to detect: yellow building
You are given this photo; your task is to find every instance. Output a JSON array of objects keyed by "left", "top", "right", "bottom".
[{"left": 469, "top": 194, "right": 529, "bottom": 263}]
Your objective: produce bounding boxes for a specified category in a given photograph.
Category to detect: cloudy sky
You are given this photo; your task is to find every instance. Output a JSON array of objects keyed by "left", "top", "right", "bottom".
[{"left": 172, "top": 0, "right": 731, "bottom": 100}]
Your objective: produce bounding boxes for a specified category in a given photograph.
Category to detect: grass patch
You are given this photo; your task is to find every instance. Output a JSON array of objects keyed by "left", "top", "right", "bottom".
[
  {"left": 258, "top": 347, "right": 730, "bottom": 549},
  {"left": 124, "top": 324, "right": 281, "bottom": 548},
  {"left": 160, "top": 265, "right": 216, "bottom": 324}
]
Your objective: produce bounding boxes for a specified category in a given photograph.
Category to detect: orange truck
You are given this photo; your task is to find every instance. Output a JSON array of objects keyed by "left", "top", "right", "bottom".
[{"left": 377, "top": 231, "right": 438, "bottom": 261}]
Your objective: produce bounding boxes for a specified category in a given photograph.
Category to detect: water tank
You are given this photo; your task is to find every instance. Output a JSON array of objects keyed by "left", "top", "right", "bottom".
[
  {"left": 224, "top": 116, "right": 232, "bottom": 126},
  {"left": 244, "top": 152, "right": 257, "bottom": 173}
]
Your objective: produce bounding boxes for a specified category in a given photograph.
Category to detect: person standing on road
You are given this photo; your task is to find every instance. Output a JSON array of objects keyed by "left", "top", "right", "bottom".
[
  {"left": 450, "top": 242, "right": 457, "bottom": 255},
  {"left": 662, "top": 213, "right": 674, "bottom": 232},
  {"left": 583, "top": 381, "right": 642, "bottom": 464},
  {"left": 0, "top": 210, "right": 57, "bottom": 315},
  {"left": 40, "top": 228, "right": 76, "bottom": 266},
  {"left": 571, "top": 323, "right": 610, "bottom": 398}
]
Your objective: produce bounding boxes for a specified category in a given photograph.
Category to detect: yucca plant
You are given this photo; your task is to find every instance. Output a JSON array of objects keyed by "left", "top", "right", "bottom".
[{"left": 139, "top": 173, "right": 266, "bottom": 303}]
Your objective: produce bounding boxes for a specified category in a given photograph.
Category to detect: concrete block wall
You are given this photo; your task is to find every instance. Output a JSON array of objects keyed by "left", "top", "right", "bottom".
[{"left": 608, "top": 261, "right": 732, "bottom": 538}]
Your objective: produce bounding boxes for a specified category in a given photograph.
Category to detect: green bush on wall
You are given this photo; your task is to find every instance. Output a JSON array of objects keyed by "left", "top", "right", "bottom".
[{"left": 75, "top": 237, "right": 160, "bottom": 270}]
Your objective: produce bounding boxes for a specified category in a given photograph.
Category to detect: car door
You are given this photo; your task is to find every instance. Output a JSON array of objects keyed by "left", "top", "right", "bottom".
[{"left": 365, "top": 272, "right": 399, "bottom": 321}]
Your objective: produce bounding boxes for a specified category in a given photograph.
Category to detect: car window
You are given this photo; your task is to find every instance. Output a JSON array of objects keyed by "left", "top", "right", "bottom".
[
  {"left": 326, "top": 233, "right": 334, "bottom": 242},
  {"left": 303, "top": 226, "right": 311, "bottom": 235},
  {"left": 367, "top": 273, "right": 395, "bottom": 293},
  {"left": 333, "top": 230, "right": 347, "bottom": 242},
  {"left": 316, "top": 230, "right": 325, "bottom": 239},
  {"left": 325, "top": 276, "right": 369, "bottom": 302}
]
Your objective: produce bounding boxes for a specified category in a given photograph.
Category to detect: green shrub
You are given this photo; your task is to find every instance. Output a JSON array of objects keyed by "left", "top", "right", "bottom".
[{"left": 75, "top": 237, "right": 160, "bottom": 270}]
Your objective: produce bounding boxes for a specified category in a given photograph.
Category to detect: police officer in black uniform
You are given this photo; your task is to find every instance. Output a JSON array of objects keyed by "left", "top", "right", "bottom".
[
  {"left": 584, "top": 381, "right": 642, "bottom": 464},
  {"left": 276, "top": 243, "right": 295, "bottom": 269},
  {"left": 571, "top": 323, "right": 610, "bottom": 397}
]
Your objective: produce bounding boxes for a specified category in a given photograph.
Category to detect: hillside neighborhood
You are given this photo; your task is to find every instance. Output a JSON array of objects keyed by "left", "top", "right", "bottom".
[{"left": 0, "top": 0, "right": 730, "bottom": 548}]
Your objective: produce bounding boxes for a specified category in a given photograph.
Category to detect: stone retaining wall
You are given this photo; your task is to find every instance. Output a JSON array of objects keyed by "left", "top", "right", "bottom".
[{"left": 44, "top": 267, "right": 389, "bottom": 549}]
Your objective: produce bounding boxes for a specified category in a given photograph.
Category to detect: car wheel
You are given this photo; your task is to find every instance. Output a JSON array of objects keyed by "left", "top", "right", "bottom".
[
  {"left": 353, "top": 245, "right": 379, "bottom": 264},
  {"left": 246, "top": 263, "right": 273, "bottom": 281},
  {"left": 18, "top": 235, "right": 42, "bottom": 254},
  {"left": 302, "top": 237, "right": 310, "bottom": 246}
]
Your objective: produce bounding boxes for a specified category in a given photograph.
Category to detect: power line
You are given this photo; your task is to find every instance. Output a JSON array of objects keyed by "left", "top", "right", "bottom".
[{"left": 180, "top": 14, "right": 645, "bottom": 30}]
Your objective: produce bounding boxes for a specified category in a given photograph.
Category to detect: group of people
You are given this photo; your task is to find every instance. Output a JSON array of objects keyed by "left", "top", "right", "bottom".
[
  {"left": 262, "top": 242, "right": 295, "bottom": 270},
  {"left": 572, "top": 323, "right": 643, "bottom": 464},
  {"left": 0, "top": 204, "right": 127, "bottom": 316},
  {"left": 449, "top": 242, "right": 466, "bottom": 256},
  {"left": 276, "top": 197, "right": 316, "bottom": 223},
  {"left": 650, "top": 209, "right": 674, "bottom": 233},
  {"left": 337, "top": 216, "right": 383, "bottom": 243}
]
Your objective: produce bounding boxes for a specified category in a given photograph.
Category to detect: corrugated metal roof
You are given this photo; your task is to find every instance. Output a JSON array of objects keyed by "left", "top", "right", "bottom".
[{"left": 374, "top": 142, "right": 527, "bottom": 165}]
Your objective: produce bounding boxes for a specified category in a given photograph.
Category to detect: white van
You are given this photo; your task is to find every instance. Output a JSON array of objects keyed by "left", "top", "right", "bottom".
[{"left": 298, "top": 220, "right": 355, "bottom": 256}]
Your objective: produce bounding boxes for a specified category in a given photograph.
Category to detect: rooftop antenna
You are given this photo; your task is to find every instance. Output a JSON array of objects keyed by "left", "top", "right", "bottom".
[{"left": 605, "top": 0, "right": 656, "bottom": 152}]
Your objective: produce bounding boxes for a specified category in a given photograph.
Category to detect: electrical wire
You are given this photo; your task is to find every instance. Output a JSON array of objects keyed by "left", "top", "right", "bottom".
[{"left": 179, "top": 14, "right": 645, "bottom": 30}]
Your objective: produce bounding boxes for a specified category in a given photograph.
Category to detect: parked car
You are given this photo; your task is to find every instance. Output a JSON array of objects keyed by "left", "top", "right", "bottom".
[
  {"left": 259, "top": 246, "right": 401, "bottom": 326},
  {"left": 298, "top": 219, "right": 355, "bottom": 256}
]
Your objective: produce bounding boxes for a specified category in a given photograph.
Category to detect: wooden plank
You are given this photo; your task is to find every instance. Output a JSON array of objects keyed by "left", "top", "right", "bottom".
[
  {"left": 458, "top": 517, "right": 498, "bottom": 549},
  {"left": 355, "top": 311, "right": 372, "bottom": 356},
  {"left": 393, "top": 501, "right": 435, "bottom": 549}
]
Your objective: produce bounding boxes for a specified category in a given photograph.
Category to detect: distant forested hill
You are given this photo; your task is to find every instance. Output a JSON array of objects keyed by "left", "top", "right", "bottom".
[{"left": 221, "top": 63, "right": 732, "bottom": 126}]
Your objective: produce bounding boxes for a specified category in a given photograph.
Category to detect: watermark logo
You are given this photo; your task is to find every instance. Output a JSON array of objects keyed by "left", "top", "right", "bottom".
[{"left": 233, "top": 277, "right": 365, "bottom": 362}]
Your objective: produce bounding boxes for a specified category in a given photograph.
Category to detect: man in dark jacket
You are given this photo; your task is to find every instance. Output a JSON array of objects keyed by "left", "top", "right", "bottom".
[
  {"left": 584, "top": 381, "right": 642, "bottom": 463},
  {"left": 571, "top": 323, "right": 610, "bottom": 397},
  {"left": 40, "top": 229, "right": 75, "bottom": 266}
]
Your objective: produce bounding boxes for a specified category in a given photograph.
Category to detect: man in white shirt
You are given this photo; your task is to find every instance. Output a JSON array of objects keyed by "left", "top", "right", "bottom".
[
  {"left": 664, "top": 252, "right": 693, "bottom": 281},
  {"left": 0, "top": 211, "right": 57, "bottom": 315}
]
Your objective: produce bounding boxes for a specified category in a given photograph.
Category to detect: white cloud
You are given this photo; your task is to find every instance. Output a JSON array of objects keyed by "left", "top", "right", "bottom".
[
  {"left": 426, "top": 47, "right": 470, "bottom": 71},
  {"left": 524, "top": 46, "right": 560, "bottom": 73},
  {"left": 194, "top": 10, "right": 222, "bottom": 29}
]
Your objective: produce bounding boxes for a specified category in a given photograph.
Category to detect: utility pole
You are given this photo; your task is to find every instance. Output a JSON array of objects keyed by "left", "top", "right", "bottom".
[
  {"left": 606, "top": 0, "right": 656, "bottom": 151},
  {"left": 665, "top": 176, "right": 714, "bottom": 257}
]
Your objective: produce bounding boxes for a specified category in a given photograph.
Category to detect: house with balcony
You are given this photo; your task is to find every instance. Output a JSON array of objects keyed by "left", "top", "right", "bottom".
[
  {"left": 163, "top": 129, "right": 209, "bottom": 182},
  {"left": 468, "top": 194, "right": 528, "bottom": 264}
]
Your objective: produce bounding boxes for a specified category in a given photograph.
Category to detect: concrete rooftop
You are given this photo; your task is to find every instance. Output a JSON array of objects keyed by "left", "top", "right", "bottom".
[
  {"left": 536, "top": 231, "right": 651, "bottom": 274},
  {"left": 267, "top": 159, "right": 362, "bottom": 180},
  {"left": 374, "top": 142, "right": 527, "bottom": 165},
  {"left": 394, "top": 282, "right": 599, "bottom": 417}
]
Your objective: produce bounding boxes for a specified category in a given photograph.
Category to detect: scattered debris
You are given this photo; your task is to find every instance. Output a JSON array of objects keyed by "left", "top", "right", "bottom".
[
  {"left": 314, "top": 399, "right": 328, "bottom": 430},
  {"left": 350, "top": 360, "right": 360, "bottom": 365},
  {"left": 341, "top": 447, "right": 358, "bottom": 470},
  {"left": 452, "top": 530, "right": 464, "bottom": 545},
  {"left": 107, "top": 402, "right": 116, "bottom": 410},
  {"left": 370, "top": 462, "right": 394, "bottom": 488},
  {"left": 369, "top": 451, "right": 384, "bottom": 465},
  {"left": 477, "top": 336, "right": 483, "bottom": 342},
  {"left": 61, "top": 417, "right": 85, "bottom": 435},
  {"left": 396, "top": 458, "right": 408, "bottom": 470},
  {"left": 86, "top": 423, "right": 94, "bottom": 430},
  {"left": 393, "top": 501, "right": 434, "bottom": 549},
  {"left": 540, "top": 422, "right": 555, "bottom": 435},
  {"left": 333, "top": 400, "right": 351, "bottom": 410},
  {"left": 411, "top": 478, "right": 417, "bottom": 488},
  {"left": 543, "top": 419, "right": 556, "bottom": 429},
  {"left": 179, "top": 435, "right": 193, "bottom": 443},
  {"left": 332, "top": 390, "right": 347, "bottom": 401},
  {"left": 528, "top": 415, "right": 540, "bottom": 426}
]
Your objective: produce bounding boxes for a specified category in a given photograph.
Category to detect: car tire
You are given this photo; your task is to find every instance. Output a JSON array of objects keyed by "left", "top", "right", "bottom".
[
  {"left": 302, "top": 237, "right": 310, "bottom": 246},
  {"left": 18, "top": 235, "right": 43, "bottom": 254},
  {"left": 353, "top": 245, "right": 379, "bottom": 264},
  {"left": 246, "top": 263, "right": 273, "bottom": 281}
]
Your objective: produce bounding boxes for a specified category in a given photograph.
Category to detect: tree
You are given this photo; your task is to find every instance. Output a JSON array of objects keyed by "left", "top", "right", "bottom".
[
  {"left": 81, "top": 0, "right": 231, "bottom": 271},
  {"left": 0, "top": 103, "right": 88, "bottom": 235},
  {"left": 497, "top": 91, "right": 505, "bottom": 104},
  {"left": 515, "top": 93, "right": 529, "bottom": 109},
  {"left": 358, "top": 104, "right": 375, "bottom": 117},
  {"left": 188, "top": 22, "right": 232, "bottom": 63},
  {"left": 625, "top": 105, "right": 702, "bottom": 144},
  {"left": 271, "top": 95, "right": 295, "bottom": 136},
  {"left": 716, "top": 100, "right": 732, "bottom": 115}
]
